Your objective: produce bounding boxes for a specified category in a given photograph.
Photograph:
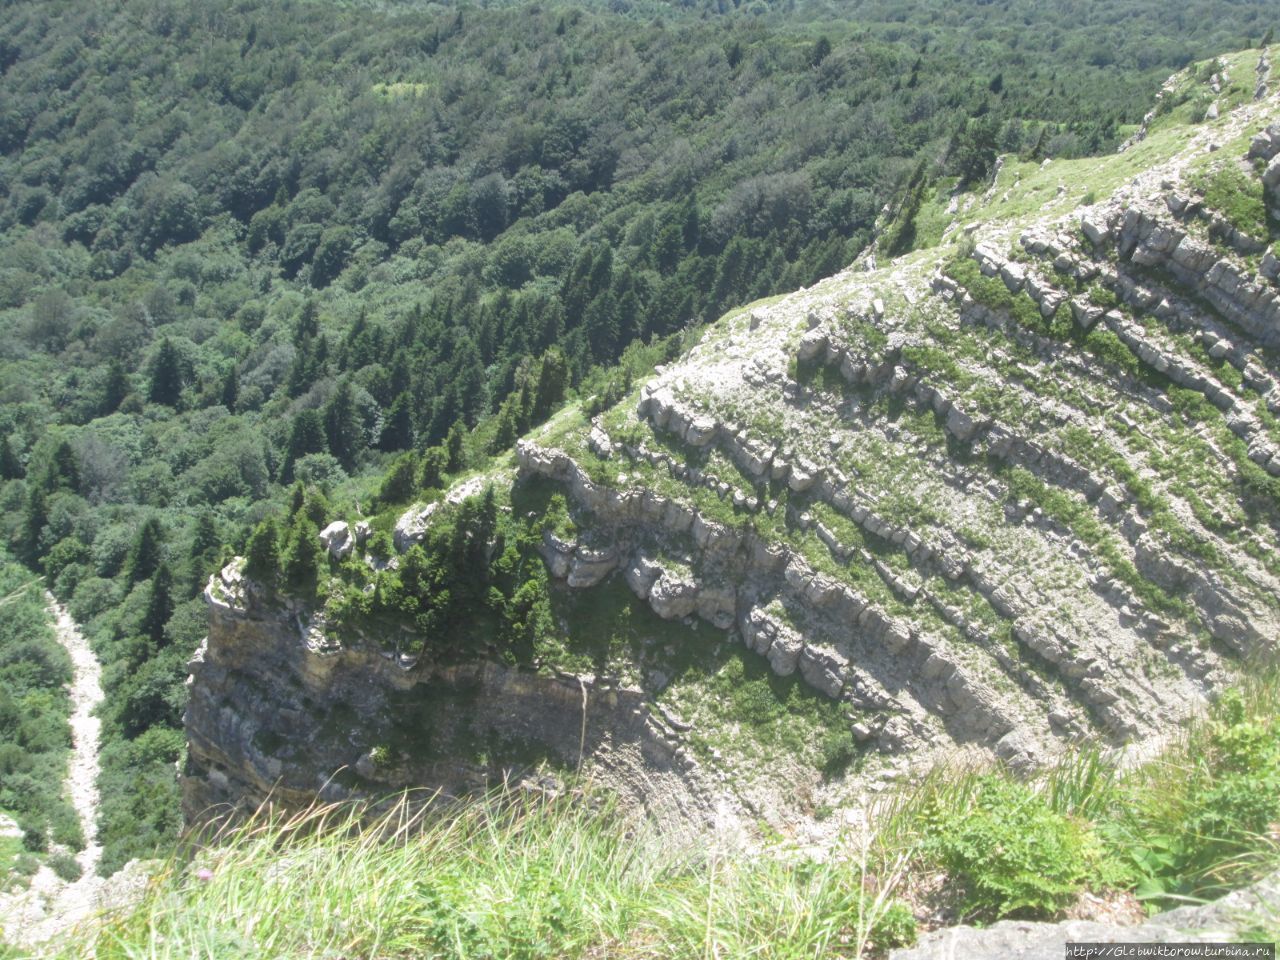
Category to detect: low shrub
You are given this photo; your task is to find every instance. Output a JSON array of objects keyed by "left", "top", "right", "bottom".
[
  {"left": 916, "top": 773, "right": 1097, "bottom": 920},
  {"left": 48, "top": 851, "right": 82, "bottom": 883}
]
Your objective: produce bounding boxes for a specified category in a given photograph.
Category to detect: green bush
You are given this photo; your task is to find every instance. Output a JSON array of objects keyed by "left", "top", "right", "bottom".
[
  {"left": 1106, "top": 682, "right": 1280, "bottom": 902},
  {"left": 48, "top": 851, "right": 82, "bottom": 883},
  {"left": 919, "top": 774, "right": 1096, "bottom": 920},
  {"left": 1193, "top": 163, "right": 1270, "bottom": 237}
]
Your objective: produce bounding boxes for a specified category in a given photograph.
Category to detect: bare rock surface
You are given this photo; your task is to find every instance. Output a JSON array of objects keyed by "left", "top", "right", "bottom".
[
  {"left": 0, "top": 596, "right": 155, "bottom": 948},
  {"left": 511, "top": 62, "right": 1280, "bottom": 779},
  {"left": 891, "top": 870, "right": 1280, "bottom": 959}
]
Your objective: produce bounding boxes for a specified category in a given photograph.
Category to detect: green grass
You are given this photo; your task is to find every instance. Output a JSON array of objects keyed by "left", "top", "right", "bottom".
[
  {"left": 1191, "top": 162, "right": 1271, "bottom": 239},
  {"left": 880, "top": 663, "right": 1280, "bottom": 923},
  {"left": 21, "top": 666, "right": 1280, "bottom": 957},
  {"left": 661, "top": 639, "right": 863, "bottom": 777},
  {"left": 50, "top": 791, "right": 916, "bottom": 960}
]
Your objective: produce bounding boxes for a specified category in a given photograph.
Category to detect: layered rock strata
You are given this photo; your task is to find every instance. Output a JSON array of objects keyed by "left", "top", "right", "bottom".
[{"left": 182, "top": 563, "right": 718, "bottom": 826}]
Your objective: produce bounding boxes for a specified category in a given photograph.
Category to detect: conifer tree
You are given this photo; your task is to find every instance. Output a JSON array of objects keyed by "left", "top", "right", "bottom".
[
  {"left": 42, "top": 439, "right": 80, "bottom": 493},
  {"left": 187, "top": 511, "right": 220, "bottom": 595},
  {"left": 489, "top": 404, "right": 518, "bottom": 453},
  {"left": 244, "top": 517, "right": 280, "bottom": 585},
  {"left": 147, "top": 338, "right": 186, "bottom": 407},
  {"left": 220, "top": 365, "right": 239, "bottom": 411},
  {"left": 419, "top": 447, "right": 446, "bottom": 490},
  {"left": 445, "top": 422, "right": 466, "bottom": 473},
  {"left": 379, "top": 392, "right": 414, "bottom": 451},
  {"left": 305, "top": 489, "right": 331, "bottom": 529},
  {"left": 282, "top": 515, "right": 322, "bottom": 593},
  {"left": 141, "top": 562, "right": 173, "bottom": 646},
  {"left": 0, "top": 436, "right": 21, "bottom": 480},
  {"left": 280, "top": 409, "right": 327, "bottom": 483},
  {"left": 21, "top": 486, "right": 47, "bottom": 563},
  {"left": 379, "top": 452, "right": 418, "bottom": 504},
  {"left": 293, "top": 298, "right": 319, "bottom": 345},
  {"left": 102, "top": 360, "right": 131, "bottom": 414},
  {"left": 288, "top": 481, "right": 306, "bottom": 516},
  {"left": 532, "top": 349, "right": 567, "bottom": 422},
  {"left": 323, "top": 380, "right": 362, "bottom": 470},
  {"left": 125, "top": 518, "right": 164, "bottom": 586}
]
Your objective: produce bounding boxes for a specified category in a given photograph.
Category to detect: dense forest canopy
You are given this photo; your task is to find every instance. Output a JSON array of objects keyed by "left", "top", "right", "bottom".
[{"left": 0, "top": 0, "right": 1274, "bottom": 872}]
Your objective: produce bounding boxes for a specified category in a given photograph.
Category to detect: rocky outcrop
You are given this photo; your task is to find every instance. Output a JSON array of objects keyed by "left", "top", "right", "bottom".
[
  {"left": 186, "top": 68, "right": 1280, "bottom": 845},
  {"left": 517, "top": 439, "right": 1043, "bottom": 762},
  {"left": 891, "top": 869, "right": 1280, "bottom": 959},
  {"left": 182, "top": 562, "right": 719, "bottom": 828},
  {"left": 505, "top": 96, "right": 1280, "bottom": 780},
  {"left": 319, "top": 521, "right": 354, "bottom": 560}
]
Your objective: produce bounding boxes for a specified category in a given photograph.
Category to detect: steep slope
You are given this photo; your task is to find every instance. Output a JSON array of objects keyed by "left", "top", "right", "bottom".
[
  {"left": 512, "top": 48, "right": 1280, "bottom": 769},
  {"left": 184, "top": 49, "right": 1280, "bottom": 828}
]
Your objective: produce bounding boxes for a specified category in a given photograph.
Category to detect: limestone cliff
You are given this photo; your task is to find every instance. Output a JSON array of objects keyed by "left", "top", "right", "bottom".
[
  {"left": 509, "top": 52, "right": 1280, "bottom": 770},
  {"left": 186, "top": 51, "right": 1280, "bottom": 827},
  {"left": 183, "top": 563, "right": 720, "bottom": 826}
]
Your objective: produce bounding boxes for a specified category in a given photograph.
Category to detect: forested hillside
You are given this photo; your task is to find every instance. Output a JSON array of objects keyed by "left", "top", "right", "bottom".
[{"left": 0, "top": 0, "right": 1274, "bottom": 872}]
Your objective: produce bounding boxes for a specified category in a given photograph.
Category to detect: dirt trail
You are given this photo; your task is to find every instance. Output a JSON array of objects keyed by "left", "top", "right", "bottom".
[
  {"left": 0, "top": 594, "right": 108, "bottom": 947},
  {"left": 49, "top": 591, "right": 104, "bottom": 882}
]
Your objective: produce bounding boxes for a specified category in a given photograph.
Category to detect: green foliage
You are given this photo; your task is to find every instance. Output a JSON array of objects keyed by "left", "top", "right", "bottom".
[
  {"left": 57, "top": 791, "right": 918, "bottom": 959},
  {"left": 1192, "top": 162, "right": 1271, "bottom": 238},
  {"left": 48, "top": 850, "right": 81, "bottom": 883},
  {"left": 281, "top": 515, "right": 323, "bottom": 596},
  {"left": 124, "top": 519, "right": 164, "bottom": 588},
  {"left": 1104, "top": 672, "right": 1280, "bottom": 904},
  {"left": 0, "top": 0, "right": 1270, "bottom": 881},
  {"left": 244, "top": 518, "right": 279, "bottom": 585},
  {"left": 378, "top": 453, "right": 418, "bottom": 506},
  {"left": 916, "top": 773, "right": 1095, "bottom": 920},
  {"left": 146, "top": 339, "right": 188, "bottom": 408},
  {"left": 1002, "top": 464, "right": 1191, "bottom": 617},
  {"left": 0, "top": 552, "right": 80, "bottom": 884}
]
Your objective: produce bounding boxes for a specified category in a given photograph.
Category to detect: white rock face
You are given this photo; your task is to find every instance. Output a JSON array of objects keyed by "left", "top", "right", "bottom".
[
  {"left": 393, "top": 503, "right": 439, "bottom": 552},
  {"left": 319, "top": 521, "right": 353, "bottom": 560}
]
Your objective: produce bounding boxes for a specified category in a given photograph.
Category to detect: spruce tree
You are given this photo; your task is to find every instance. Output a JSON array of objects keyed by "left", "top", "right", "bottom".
[
  {"left": 244, "top": 517, "right": 280, "bottom": 585},
  {"left": 532, "top": 349, "right": 567, "bottom": 423},
  {"left": 280, "top": 409, "right": 327, "bottom": 483},
  {"left": 293, "top": 298, "right": 319, "bottom": 345},
  {"left": 220, "top": 365, "right": 239, "bottom": 411},
  {"left": 300, "top": 487, "right": 330, "bottom": 528},
  {"left": 187, "top": 511, "right": 220, "bottom": 595},
  {"left": 379, "top": 453, "right": 418, "bottom": 504},
  {"left": 148, "top": 338, "right": 186, "bottom": 407},
  {"left": 282, "top": 515, "right": 322, "bottom": 594},
  {"left": 288, "top": 481, "right": 306, "bottom": 516},
  {"left": 445, "top": 422, "right": 466, "bottom": 473},
  {"left": 419, "top": 447, "right": 446, "bottom": 490},
  {"left": 379, "top": 392, "right": 414, "bottom": 451},
  {"left": 125, "top": 518, "right": 164, "bottom": 586},
  {"left": 141, "top": 562, "right": 173, "bottom": 646},
  {"left": 101, "top": 360, "right": 130, "bottom": 414},
  {"left": 0, "top": 436, "right": 21, "bottom": 480},
  {"left": 489, "top": 404, "right": 517, "bottom": 453},
  {"left": 21, "top": 486, "right": 47, "bottom": 563},
  {"left": 42, "top": 439, "right": 80, "bottom": 493},
  {"left": 323, "top": 380, "right": 361, "bottom": 470}
]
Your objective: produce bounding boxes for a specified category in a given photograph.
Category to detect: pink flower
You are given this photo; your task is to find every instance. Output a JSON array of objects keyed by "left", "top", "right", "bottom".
[{"left": 196, "top": 868, "right": 214, "bottom": 882}]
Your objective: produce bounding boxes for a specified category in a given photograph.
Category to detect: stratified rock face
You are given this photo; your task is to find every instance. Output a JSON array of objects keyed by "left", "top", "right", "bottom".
[
  {"left": 186, "top": 64, "right": 1280, "bottom": 824},
  {"left": 516, "top": 85, "right": 1280, "bottom": 769},
  {"left": 182, "top": 563, "right": 716, "bottom": 827}
]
